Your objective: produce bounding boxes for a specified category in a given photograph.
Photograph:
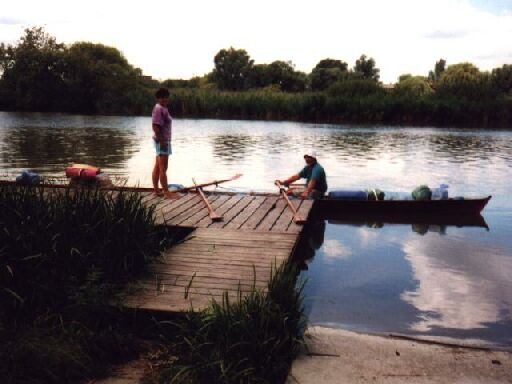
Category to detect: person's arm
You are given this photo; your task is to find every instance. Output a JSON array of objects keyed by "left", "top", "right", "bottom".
[
  {"left": 152, "top": 123, "right": 168, "bottom": 150},
  {"left": 152, "top": 123, "right": 163, "bottom": 141},
  {"left": 301, "top": 179, "right": 317, "bottom": 198},
  {"left": 277, "top": 174, "right": 300, "bottom": 186}
]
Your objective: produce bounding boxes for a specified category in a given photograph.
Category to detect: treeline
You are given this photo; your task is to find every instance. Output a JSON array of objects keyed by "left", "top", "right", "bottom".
[
  {"left": 0, "top": 27, "right": 151, "bottom": 115},
  {"left": 1, "top": 27, "right": 511, "bottom": 127}
]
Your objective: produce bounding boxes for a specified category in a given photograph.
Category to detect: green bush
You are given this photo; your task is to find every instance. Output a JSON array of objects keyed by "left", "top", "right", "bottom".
[
  {"left": 150, "top": 263, "right": 306, "bottom": 384},
  {"left": 0, "top": 186, "right": 160, "bottom": 326},
  {"left": 0, "top": 185, "right": 164, "bottom": 383}
]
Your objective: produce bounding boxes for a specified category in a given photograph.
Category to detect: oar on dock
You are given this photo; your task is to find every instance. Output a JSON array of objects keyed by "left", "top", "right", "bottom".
[
  {"left": 193, "top": 178, "right": 223, "bottom": 222},
  {"left": 275, "top": 181, "right": 306, "bottom": 224}
]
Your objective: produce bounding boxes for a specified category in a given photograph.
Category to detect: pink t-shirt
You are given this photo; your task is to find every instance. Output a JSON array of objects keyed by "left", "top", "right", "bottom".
[{"left": 152, "top": 103, "right": 172, "bottom": 140}]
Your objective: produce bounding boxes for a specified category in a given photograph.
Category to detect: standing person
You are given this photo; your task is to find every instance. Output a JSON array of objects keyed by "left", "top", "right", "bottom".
[
  {"left": 276, "top": 150, "right": 327, "bottom": 199},
  {"left": 151, "top": 87, "right": 176, "bottom": 198}
]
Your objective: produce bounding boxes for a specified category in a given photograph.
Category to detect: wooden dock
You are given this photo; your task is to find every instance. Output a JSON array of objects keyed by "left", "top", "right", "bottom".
[{"left": 124, "top": 192, "right": 314, "bottom": 313}]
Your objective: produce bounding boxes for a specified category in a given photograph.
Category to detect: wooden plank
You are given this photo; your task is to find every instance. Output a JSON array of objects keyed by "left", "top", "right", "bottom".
[
  {"left": 179, "top": 194, "right": 231, "bottom": 227},
  {"left": 146, "top": 266, "right": 275, "bottom": 282},
  {"left": 141, "top": 271, "right": 271, "bottom": 286},
  {"left": 174, "top": 238, "right": 294, "bottom": 249},
  {"left": 287, "top": 199, "right": 314, "bottom": 233},
  {"left": 171, "top": 195, "right": 221, "bottom": 226},
  {"left": 155, "top": 194, "right": 197, "bottom": 224},
  {"left": 159, "top": 253, "right": 287, "bottom": 266},
  {"left": 123, "top": 295, "right": 214, "bottom": 312},
  {"left": 147, "top": 260, "right": 274, "bottom": 275},
  {"left": 160, "top": 193, "right": 196, "bottom": 216},
  {"left": 195, "top": 195, "right": 244, "bottom": 227},
  {"left": 189, "top": 227, "right": 298, "bottom": 241},
  {"left": 153, "top": 193, "right": 185, "bottom": 213},
  {"left": 208, "top": 196, "right": 255, "bottom": 228},
  {"left": 141, "top": 192, "right": 161, "bottom": 205},
  {"left": 240, "top": 196, "right": 280, "bottom": 230},
  {"left": 163, "top": 245, "right": 290, "bottom": 258},
  {"left": 223, "top": 196, "right": 267, "bottom": 230},
  {"left": 133, "top": 283, "right": 264, "bottom": 296},
  {"left": 140, "top": 191, "right": 157, "bottom": 203},
  {"left": 272, "top": 199, "right": 304, "bottom": 232},
  {"left": 254, "top": 198, "right": 288, "bottom": 232},
  {"left": 163, "top": 195, "right": 204, "bottom": 223},
  {"left": 149, "top": 262, "right": 275, "bottom": 277},
  {"left": 166, "top": 195, "right": 221, "bottom": 226},
  {"left": 138, "top": 275, "right": 268, "bottom": 290}
]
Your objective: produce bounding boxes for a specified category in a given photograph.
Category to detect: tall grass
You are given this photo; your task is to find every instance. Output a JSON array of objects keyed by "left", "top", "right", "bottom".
[
  {"left": 0, "top": 185, "right": 165, "bottom": 383},
  {"left": 168, "top": 88, "right": 512, "bottom": 128},
  {"left": 148, "top": 263, "right": 306, "bottom": 384}
]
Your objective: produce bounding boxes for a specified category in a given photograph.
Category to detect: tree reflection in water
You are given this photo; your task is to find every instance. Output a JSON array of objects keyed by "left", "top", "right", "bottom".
[
  {"left": 1, "top": 126, "right": 139, "bottom": 174},
  {"left": 211, "top": 134, "right": 258, "bottom": 163}
]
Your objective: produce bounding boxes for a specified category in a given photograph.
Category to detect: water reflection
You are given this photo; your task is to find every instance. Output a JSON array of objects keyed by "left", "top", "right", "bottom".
[
  {"left": 0, "top": 126, "right": 139, "bottom": 172},
  {"left": 401, "top": 235, "right": 512, "bottom": 333},
  {"left": 297, "top": 213, "right": 512, "bottom": 346},
  {"left": 211, "top": 134, "right": 258, "bottom": 162},
  {"left": 2, "top": 112, "right": 512, "bottom": 346},
  {"left": 428, "top": 134, "right": 512, "bottom": 162},
  {"left": 327, "top": 214, "right": 489, "bottom": 232}
]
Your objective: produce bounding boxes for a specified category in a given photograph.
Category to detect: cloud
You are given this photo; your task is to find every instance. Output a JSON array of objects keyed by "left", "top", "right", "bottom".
[
  {"left": 0, "top": 16, "right": 25, "bottom": 25},
  {"left": 423, "top": 30, "right": 469, "bottom": 39},
  {"left": 1, "top": 0, "right": 512, "bottom": 83}
]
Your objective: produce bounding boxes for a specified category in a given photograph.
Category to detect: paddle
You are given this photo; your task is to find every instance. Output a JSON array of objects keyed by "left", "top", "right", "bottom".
[
  {"left": 274, "top": 181, "right": 306, "bottom": 224},
  {"left": 193, "top": 178, "right": 223, "bottom": 221},
  {"left": 110, "top": 173, "right": 243, "bottom": 193},
  {"left": 1, "top": 174, "right": 244, "bottom": 193}
]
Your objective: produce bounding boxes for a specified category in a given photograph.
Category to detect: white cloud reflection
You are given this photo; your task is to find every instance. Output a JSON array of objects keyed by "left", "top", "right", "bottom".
[
  {"left": 401, "top": 234, "right": 512, "bottom": 332},
  {"left": 322, "top": 239, "right": 353, "bottom": 261}
]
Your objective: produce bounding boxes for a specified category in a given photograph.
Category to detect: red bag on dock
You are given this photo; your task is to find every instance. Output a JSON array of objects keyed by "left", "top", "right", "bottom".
[{"left": 65, "top": 164, "right": 100, "bottom": 180}]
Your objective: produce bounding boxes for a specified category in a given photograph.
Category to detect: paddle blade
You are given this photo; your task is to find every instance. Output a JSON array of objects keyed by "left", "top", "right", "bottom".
[
  {"left": 210, "top": 212, "right": 223, "bottom": 221},
  {"left": 293, "top": 214, "right": 306, "bottom": 224}
]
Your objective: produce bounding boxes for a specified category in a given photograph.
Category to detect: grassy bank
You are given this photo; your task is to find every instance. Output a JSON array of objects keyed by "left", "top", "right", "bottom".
[
  {"left": 0, "top": 186, "right": 166, "bottom": 383},
  {"left": 0, "top": 186, "right": 307, "bottom": 383},
  {"left": 144, "top": 263, "right": 306, "bottom": 384}
]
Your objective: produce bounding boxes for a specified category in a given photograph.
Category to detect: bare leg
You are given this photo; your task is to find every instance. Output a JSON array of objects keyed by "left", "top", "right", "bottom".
[
  {"left": 158, "top": 155, "right": 178, "bottom": 199},
  {"left": 152, "top": 156, "right": 162, "bottom": 195}
]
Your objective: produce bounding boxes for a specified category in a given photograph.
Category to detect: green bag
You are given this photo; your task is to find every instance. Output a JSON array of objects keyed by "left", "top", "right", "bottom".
[
  {"left": 412, "top": 185, "right": 432, "bottom": 200},
  {"left": 366, "top": 188, "right": 385, "bottom": 201}
]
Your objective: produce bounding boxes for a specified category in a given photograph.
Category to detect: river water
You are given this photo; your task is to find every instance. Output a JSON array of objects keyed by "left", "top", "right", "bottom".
[{"left": 1, "top": 111, "right": 511, "bottom": 348}]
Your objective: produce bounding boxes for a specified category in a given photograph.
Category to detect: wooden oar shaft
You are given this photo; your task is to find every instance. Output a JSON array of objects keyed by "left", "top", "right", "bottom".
[
  {"left": 275, "top": 181, "right": 306, "bottom": 224},
  {"left": 193, "top": 178, "right": 222, "bottom": 221},
  {"left": 0, "top": 174, "right": 242, "bottom": 194}
]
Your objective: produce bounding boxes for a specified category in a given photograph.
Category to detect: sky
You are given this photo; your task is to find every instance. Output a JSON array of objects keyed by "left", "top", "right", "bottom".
[{"left": 1, "top": 0, "right": 511, "bottom": 83}]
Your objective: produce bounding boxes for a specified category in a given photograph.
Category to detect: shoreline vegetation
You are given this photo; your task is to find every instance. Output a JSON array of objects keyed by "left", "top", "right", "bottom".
[
  {"left": 0, "top": 185, "right": 306, "bottom": 383},
  {"left": 1, "top": 27, "right": 511, "bottom": 128}
]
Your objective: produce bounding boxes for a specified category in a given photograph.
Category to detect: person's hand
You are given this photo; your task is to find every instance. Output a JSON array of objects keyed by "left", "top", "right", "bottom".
[
  {"left": 275, "top": 179, "right": 282, "bottom": 186},
  {"left": 160, "top": 140, "right": 168, "bottom": 150},
  {"left": 300, "top": 190, "right": 310, "bottom": 199}
]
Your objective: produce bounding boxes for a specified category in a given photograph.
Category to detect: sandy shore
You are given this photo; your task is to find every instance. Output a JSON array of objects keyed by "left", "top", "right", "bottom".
[{"left": 287, "top": 326, "right": 512, "bottom": 384}]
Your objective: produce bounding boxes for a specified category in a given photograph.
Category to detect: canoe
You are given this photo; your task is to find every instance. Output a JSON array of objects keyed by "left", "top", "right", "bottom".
[{"left": 314, "top": 196, "right": 492, "bottom": 217}]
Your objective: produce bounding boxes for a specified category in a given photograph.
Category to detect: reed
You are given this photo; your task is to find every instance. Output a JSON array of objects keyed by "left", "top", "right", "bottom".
[
  {"left": 148, "top": 263, "right": 306, "bottom": 384},
  {"left": 168, "top": 88, "right": 512, "bottom": 128},
  {"left": 0, "top": 185, "right": 165, "bottom": 383}
]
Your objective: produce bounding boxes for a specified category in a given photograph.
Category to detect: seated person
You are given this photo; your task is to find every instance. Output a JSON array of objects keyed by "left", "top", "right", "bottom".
[{"left": 276, "top": 150, "right": 327, "bottom": 199}]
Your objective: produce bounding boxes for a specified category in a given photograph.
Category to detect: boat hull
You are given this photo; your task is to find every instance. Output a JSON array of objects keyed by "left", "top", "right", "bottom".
[{"left": 314, "top": 196, "right": 492, "bottom": 217}]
